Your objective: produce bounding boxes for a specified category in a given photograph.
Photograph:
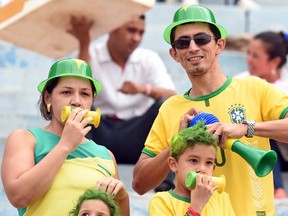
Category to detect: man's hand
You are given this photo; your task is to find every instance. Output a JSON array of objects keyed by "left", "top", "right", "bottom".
[
  {"left": 118, "top": 81, "right": 145, "bottom": 95},
  {"left": 67, "top": 16, "right": 94, "bottom": 43},
  {"left": 67, "top": 16, "right": 93, "bottom": 62},
  {"left": 179, "top": 108, "right": 199, "bottom": 131}
]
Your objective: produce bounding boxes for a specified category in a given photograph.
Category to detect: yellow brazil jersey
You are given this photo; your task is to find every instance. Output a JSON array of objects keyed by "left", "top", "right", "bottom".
[
  {"left": 143, "top": 76, "right": 288, "bottom": 216},
  {"left": 18, "top": 128, "right": 115, "bottom": 216},
  {"left": 148, "top": 190, "right": 235, "bottom": 216}
]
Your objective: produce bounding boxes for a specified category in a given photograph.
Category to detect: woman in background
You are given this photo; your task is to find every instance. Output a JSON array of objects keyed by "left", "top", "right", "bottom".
[{"left": 235, "top": 31, "right": 288, "bottom": 199}]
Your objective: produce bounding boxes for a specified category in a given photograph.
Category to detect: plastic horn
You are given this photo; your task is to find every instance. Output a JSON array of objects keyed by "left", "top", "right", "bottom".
[
  {"left": 189, "top": 112, "right": 278, "bottom": 177},
  {"left": 225, "top": 139, "right": 277, "bottom": 177},
  {"left": 185, "top": 171, "right": 226, "bottom": 193},
  {"left": 61, "top": 106, "right": 101, "bottom": 128}
]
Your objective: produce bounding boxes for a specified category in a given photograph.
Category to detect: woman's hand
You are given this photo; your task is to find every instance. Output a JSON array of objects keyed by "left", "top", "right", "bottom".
[
  {"left": 96, "top": 177, "right": 129, "bottom": 201},
  {"left": 60, "top": 107, "right": 93, "bottom": 152}
]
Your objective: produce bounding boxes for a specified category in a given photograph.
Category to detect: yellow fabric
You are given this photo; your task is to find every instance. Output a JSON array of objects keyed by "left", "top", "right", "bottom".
[
  {"left": 148, "top": 190, "right": 235, "bottom": 216},
  {"left": 23, "top": 158, "right": 115, "bottom": 216},
  {"left": 144, "top": 77, "right": 288, "bottom": 216}
]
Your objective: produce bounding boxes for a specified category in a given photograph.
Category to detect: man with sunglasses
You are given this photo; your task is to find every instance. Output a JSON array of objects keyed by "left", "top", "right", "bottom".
[{"left": 133, "top": 5, "right": 288, "bottom": 216}]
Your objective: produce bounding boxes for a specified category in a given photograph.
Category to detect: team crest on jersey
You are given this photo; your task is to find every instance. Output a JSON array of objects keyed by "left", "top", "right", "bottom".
[{"left": 228, "top": 104, "right": 246, "bottom": 124}]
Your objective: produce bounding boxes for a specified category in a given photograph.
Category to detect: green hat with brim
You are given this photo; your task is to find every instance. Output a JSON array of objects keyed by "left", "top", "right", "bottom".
[
  {"left": 164, "top": 5, "right": 227, "bottom": 44},
  {"left": 37, "top": 58, "right": 102, "bottom": 96}
]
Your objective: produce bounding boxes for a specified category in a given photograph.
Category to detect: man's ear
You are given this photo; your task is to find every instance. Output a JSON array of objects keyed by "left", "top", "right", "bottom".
[
  {"left": 169, "top": 47, "right": 181, "bottom": 63},
  {"left": 215, "top": 38, "right": 226, "bottom": 55},
  {"left": 168, "top": 157, "right": 178, "bottom": 173}
]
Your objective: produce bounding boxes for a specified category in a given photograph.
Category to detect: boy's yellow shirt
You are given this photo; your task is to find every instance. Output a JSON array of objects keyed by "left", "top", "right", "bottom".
[{"left": 148, "top": 190, "right": 235, "bottom": 216}]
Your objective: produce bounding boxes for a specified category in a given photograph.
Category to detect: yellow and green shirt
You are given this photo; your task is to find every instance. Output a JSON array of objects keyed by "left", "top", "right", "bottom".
[
  {"left": 149, "top": 190, "right": 235, "bottom": 216},
  {"left": 18, "top": 128, "right": 115, "bottom": 216},
  {"left": 144, "top": 76, "right": 288, "bottom": 216}
]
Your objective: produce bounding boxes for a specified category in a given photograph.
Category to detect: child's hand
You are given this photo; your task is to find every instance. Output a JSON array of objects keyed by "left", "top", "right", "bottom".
[
  {"left": 189, "top": 174, "right": 218, "bottom": 214},
  {"left": 96, "top": 177, "right": 128, "bottom": 201}
]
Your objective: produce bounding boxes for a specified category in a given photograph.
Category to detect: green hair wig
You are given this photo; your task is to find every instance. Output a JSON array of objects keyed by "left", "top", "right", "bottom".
[
  {"left": 68, "top": 189, "right": 120, "bottom": 216},
  {"left": 170, "top": 121, "right": 217, "bottom": 160}
]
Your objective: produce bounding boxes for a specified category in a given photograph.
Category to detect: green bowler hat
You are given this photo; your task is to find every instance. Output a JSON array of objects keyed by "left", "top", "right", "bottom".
[
  {"left": 164, "top": 5, "right": 227, "bottom": 44},
  {"left": 37, "top": 58, "right": 102, "bottom": 96}
]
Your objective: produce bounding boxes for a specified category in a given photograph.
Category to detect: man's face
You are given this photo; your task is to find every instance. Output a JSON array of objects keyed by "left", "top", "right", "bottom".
[
  {"left": 169, "top": 23, "right": 223, "bottom": 77},
  {"left": 110, "top": 17, "right": 145, "bottom": 56}
]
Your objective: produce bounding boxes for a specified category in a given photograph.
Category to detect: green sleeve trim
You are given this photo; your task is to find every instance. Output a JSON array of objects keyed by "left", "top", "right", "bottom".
[
  {"left": 280, "top": 107, "right": 288, "bottom": 119},
  {"left": 142, "top": 148, "right": 157, "bottom": 157}
]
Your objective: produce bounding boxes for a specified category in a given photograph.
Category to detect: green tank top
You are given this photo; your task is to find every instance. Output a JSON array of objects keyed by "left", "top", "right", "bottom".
[{"left": 18, "top": 128, "right": 115, "bottom": 216}]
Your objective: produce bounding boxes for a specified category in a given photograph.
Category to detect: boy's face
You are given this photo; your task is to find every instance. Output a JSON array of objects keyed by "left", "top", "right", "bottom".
[
  {"left": 169, "top": 144, "right": 216, "bottom": 190},
  {"left": 78, "top": 199, "right": 110, "bottom": 216}
]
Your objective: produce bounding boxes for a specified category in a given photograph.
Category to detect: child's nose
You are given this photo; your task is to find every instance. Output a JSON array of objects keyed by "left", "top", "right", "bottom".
[{"left": 195, "top": 164, "right": 206, "bottom": 174}]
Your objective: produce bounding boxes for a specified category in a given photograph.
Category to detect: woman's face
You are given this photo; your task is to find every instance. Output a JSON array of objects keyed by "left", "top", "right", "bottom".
[
  {"left": 45, "top": 76, "right": 94, "bottom": 125},
  {"left": 78, "top": 200, "right": 111, "bottom": 216},
  {"left": 246, "top": 39, "right": 275, "bottom": 81}
]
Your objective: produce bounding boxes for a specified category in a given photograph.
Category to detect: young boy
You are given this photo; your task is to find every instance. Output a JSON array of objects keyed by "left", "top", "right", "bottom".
[{"left": 148, "top": 122, "right": 235, "bottom": 216}]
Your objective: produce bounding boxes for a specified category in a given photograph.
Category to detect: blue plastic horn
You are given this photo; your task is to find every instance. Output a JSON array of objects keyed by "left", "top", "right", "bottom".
[{"left": 189, "top": 112, "right": 220, "bottom": 126}]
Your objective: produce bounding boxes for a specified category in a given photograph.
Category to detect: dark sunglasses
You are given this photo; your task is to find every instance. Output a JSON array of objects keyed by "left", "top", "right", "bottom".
[{"left": 172, "top": 33, "right": 217, "bottom": 49}]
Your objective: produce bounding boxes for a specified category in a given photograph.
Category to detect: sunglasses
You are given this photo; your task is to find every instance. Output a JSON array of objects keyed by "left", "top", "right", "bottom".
[{"left": 172, "top": 33, "right": 217, "bottom": 49}]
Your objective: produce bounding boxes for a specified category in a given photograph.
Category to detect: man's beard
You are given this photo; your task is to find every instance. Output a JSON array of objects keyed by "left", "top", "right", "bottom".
[{"left": 188, "top": 65, "right": 206, "bottom": 76}]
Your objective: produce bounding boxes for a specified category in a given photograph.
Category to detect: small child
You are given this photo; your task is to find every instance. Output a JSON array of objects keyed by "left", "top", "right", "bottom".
[
  {"left": 148, "top": 121, "right": 235, "bottom": 216},
  {"left": 68, "top": 189, "right": 120, "bottom": 216},
  {"left": 69, "top": 177, "right": 129, "bottom": 216}
]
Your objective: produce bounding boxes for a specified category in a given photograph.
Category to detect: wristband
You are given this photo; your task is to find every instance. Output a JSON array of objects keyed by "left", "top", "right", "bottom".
[
  {"left": 186, "top": 206, "right": 201, "bottom": 216},
  {"left": 145, "top": 84, "right": 152, "bottom": 95}
]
